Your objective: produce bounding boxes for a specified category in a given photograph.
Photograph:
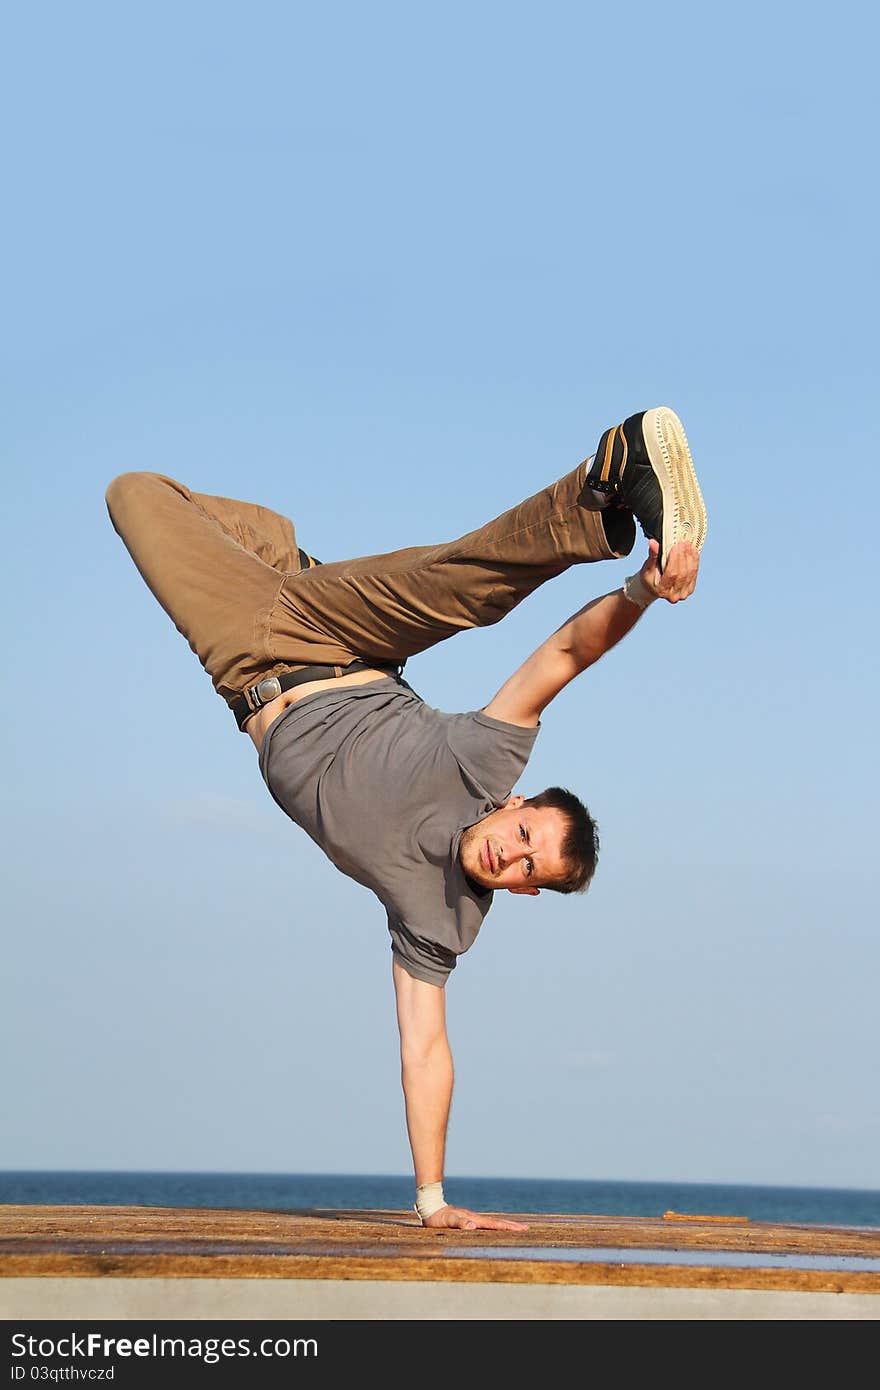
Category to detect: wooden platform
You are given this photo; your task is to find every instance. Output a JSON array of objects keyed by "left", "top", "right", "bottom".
[
  {"left": 2, "top": 1205, "right": 879, "bottom": 1319},
  {"left": 3, "top": 1203, "right": 880, "bottom": 1289}
]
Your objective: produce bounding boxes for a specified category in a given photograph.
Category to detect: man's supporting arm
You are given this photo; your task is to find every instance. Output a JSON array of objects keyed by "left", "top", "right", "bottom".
[{"left": 392, "top": 959, "right": 528, "bottom": 1231}]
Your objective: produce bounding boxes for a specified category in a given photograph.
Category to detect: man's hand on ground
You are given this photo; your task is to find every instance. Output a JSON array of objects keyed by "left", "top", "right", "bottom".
[
  {"left": 640, "top": 538, "right": 699, "bottom": 603},
  {"left": 423, "top": 1205, "right": 530, "bottom": 1232}
]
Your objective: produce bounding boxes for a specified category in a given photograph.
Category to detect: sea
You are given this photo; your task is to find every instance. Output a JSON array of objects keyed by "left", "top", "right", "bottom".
[{"left": 2, "top": 1172, "right": 878, "bottom": 1228}]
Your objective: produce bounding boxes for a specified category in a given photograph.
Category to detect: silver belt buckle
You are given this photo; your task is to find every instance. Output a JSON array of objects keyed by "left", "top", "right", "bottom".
[{"left": 245, "top": 676, "right": 283, "bottom": 713}]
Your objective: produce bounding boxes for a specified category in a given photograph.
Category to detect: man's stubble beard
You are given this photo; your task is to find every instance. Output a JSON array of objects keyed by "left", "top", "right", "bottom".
[{"left": 458, "top": 819, "right": 492, "bottom": 891}]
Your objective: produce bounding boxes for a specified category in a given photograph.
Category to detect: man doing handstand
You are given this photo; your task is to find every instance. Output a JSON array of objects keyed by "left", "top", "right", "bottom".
[{"left": 107, "top": 405, "right": 706, "bottom": 1232}]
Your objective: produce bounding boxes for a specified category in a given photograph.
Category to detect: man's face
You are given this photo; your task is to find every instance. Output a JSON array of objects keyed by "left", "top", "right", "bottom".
[{"left": 457, "top": 794, "right": 570, "bottom": 896}]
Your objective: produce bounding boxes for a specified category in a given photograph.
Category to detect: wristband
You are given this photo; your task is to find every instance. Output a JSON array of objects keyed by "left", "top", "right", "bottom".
[
  {"left": 622, "top": 570, "right": 657, "bottom": 610},
  {"left": 414, "top": 1181, "right": 446, "bottom": 1222}
]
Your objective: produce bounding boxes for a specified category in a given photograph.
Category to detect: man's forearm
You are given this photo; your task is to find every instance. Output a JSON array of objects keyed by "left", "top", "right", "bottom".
[
  {"left": 400, "top": 1036, "right": 454, "bottom": 1186},
  {"left": 555, "top": 585, "right": 645, "bottom": 675}
]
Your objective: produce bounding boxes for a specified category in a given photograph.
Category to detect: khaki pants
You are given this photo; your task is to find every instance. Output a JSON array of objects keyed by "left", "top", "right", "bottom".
[{"left": 105, "top": 463, "right": 635, "bottom": 712}]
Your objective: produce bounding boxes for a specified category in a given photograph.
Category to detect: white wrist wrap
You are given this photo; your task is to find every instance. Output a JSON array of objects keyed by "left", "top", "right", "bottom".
[
  {"left": 414, "top": 1182, "right": 446, "bottom": 1222},
  {"left": 622, "top": 570, "right": 658, "bottom": 610}
]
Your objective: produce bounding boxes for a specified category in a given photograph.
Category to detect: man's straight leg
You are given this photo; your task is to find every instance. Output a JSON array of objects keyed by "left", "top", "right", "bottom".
[{"left": 267, "top": 457, "right": 636, "bottom": 669}]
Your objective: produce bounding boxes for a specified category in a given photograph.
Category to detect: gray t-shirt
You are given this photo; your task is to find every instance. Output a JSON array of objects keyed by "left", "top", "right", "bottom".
[{"left": 258, "top": 677, "right": 538, "bottom": 986}]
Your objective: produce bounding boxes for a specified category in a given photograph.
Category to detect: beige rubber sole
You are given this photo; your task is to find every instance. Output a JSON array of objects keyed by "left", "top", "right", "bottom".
[{"left": 641, "top": 407, "right": 707, "bottom": 569}]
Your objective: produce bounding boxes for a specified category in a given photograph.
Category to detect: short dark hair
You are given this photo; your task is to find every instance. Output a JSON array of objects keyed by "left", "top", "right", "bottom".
[{"left": 523, "top": 786, "right": 599, "bottom": 894}]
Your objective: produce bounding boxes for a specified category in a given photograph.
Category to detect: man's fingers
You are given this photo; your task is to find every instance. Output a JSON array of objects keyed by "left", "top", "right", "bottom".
[
  {"left": 466, "top": 1218, "right": 530, "bottom": 1231},
  {"left": 473, "top": 1215, "right": 529, "bottom": 1230},
  {"left": 658, "top": 541, "right": 699, "bottom": 602}
]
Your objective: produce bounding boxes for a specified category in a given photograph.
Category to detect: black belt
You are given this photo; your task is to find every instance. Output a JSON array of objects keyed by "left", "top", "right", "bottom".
[{"left": 232, "top": 660, "right": 405, "bottom": 731}]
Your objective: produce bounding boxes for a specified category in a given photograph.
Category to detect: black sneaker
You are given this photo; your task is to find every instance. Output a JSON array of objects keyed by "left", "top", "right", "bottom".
[{"left": 586, "top": 407, "right": 707, "bottom": 570}]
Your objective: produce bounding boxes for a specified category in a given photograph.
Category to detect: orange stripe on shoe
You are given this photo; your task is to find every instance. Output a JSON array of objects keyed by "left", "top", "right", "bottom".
[{"left": 599, "top": 424, "right": 619, "bottom": 484}]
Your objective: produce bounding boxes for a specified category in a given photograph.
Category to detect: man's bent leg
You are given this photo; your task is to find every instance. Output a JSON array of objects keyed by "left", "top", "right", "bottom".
[
  {"left": 106, "top": 472, "right": 314, "bottom": 704},
  {"left": 267, "top": 457, "right": 636, "bottom": 668}
]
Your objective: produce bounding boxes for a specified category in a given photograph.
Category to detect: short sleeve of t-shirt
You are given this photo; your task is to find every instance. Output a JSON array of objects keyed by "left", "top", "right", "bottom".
[
  {"left": 444, "top": 710, "right": 540, "bottom": 803},
  {"left": 387, "top": 915, "right": 459, "bottom": 987}
]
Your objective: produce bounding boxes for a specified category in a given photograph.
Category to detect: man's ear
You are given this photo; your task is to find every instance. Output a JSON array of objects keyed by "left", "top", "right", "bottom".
[
  {"left": 503, "top": 793, "right": 526, "bottom": 810},
  {"left": 506, "top": 885, "right": 540, "bottom": 897}
]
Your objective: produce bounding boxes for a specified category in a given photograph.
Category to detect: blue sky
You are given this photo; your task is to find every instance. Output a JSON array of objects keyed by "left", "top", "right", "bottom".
[{"left": 2, "top": 1, "right": 878, "bottom": 1192}]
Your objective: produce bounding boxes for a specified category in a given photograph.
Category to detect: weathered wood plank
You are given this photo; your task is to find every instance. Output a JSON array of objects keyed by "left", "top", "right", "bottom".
[{"left": 1, "top": 1206, "right": 878, "bottom": 1294}]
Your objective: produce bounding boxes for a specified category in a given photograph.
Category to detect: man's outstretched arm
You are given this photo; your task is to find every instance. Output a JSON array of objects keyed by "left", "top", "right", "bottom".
[
  {"left": 392, "top": 959, "right": 528, "bottom": 1231},
  {"left": 483, "top": 538, "right": 699, "bottom": 728}
]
